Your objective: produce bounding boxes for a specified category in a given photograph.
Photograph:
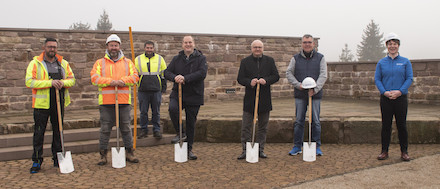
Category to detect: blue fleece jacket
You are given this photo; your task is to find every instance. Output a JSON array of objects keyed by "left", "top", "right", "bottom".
[{"left": 374, "top": 55, "right": 413, "bottom": 95}]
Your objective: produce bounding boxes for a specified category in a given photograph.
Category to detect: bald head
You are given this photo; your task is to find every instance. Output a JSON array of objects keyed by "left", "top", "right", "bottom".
[{"left": 251, "top": 40, "right": 264, "bottom": 57}]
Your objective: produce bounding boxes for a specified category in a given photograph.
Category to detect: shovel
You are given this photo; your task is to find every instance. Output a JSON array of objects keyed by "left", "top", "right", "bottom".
[
  {"left": 303, "top": 94, "right": 316, "bottom": 162},
  {"left": 175, "top": 83, "right": 188, "bottom": 163},
  {"left": 55, "top": 89, "right": 74, "bottom": 174},
  {"left": 246, "top": 83, "right": 260, "bottom": 163},
  {"left": 112, "top": 87, "right": 126, "bottom": 168}
]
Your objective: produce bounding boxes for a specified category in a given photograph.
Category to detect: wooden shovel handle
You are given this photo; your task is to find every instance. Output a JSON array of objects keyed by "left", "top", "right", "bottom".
[
  {"left": 251, "top": 83, "right": 260, "bottom": 145},
  {"left": 178, "top": 83, "right": 183, "bottom": 146},
  {"left": 55, "top": 89, "right": 65, "bottom": 154}
]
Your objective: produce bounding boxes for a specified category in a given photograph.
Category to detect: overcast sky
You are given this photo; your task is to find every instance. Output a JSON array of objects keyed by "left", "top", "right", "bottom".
[{"left": 2, "top": 0, "right": 439, "bottom": 62}]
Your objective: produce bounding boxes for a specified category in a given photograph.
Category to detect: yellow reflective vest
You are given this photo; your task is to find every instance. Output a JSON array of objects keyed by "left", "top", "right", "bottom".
[
  {"left": 135, "top": 53, "right": 167, "bottom": 91},
  {"left": 25, "top": 53, "right": 75, "bottom": 109}
]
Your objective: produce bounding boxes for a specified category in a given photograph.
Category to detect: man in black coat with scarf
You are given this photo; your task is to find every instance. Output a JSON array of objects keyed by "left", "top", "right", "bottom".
[{"left": 237, "top": 39, "right": 280, "bottom": 159}]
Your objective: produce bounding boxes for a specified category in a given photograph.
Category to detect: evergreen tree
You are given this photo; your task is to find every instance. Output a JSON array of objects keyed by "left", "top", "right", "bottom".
[
  {"left": 96, "top": 10, "right": 113, "bottom": 31},
  {"left": 339, "top": 43, "right": 355, "bottom": 62},
  {"left": 356, "top": 20, "right": 386, "bottom": 61},
  {"left": 69, "top": 21, "right": 91, "bottom": 30}
]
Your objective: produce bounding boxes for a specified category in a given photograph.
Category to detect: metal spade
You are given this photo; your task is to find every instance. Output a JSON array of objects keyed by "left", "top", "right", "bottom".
[
  {"left": 55, "top": 89, "right": 74, "bottom": 174},
  {"left": 112, "top": 87, "right": 126, "bottom": 168},
  {"left": 246, "top": 83, "right": 260, "bottom": 163}
]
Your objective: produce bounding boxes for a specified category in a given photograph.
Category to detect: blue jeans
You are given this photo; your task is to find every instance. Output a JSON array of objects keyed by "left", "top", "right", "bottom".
[
  {"left": 138, "top": 91, "right": 162, "bottom": 133},
  {"left": 294, "top": 98, "right": 322, "bottom": 148}
]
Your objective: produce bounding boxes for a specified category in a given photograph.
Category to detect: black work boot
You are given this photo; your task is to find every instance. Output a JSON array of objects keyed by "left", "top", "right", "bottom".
[
  {"left": 97, "top": 149, "right": 108, "bottom": 166},
  {"left": 126, "top": 148, "right": 139, "bottom": 163},
  {"left": 137, "top": 131, "right": 148, "bottom": 139}
]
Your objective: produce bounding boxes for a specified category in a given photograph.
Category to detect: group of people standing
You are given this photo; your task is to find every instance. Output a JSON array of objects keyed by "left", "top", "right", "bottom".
[{"left": 25, "top": 32, "right": 413, "bottom": 174}]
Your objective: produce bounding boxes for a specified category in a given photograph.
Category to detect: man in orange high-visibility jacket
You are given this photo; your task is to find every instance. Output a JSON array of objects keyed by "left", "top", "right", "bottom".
[
  {"left": 26, "top": 38, "right": 76, "bottom": 173},
  {"left": 90, "top": 34, "right": 139, "bottom": 166}
]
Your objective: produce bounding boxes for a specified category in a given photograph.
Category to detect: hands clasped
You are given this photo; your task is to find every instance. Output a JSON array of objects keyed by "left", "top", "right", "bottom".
[{"left": 250, "top": 78, "right": 266, "bottom": 87}]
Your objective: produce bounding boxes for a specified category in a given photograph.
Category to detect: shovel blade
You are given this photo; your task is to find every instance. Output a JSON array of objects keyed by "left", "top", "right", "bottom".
[
  {"left": 246, "top": 142, "right": 259, "bottom": 163},
  {"left": 57, "top": 151, "right": 74, "bottom": 174},
  {"left": 111, "top": 147, "right": 126, "bottom": 168},
  {"left": 174, "top": 142, "right": 188, "bottom": 163},
  {"left": 303, "top": 142, "right": 316, "bottom": 162}
]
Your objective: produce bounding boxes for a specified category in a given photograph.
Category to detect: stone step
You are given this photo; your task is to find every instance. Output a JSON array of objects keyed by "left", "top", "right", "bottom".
[
  {"left": 0, "top": 125, "right": 160, "bottom": 148},
  {"left": 0, "top": 134, "right": 175, "bottom": 161}
]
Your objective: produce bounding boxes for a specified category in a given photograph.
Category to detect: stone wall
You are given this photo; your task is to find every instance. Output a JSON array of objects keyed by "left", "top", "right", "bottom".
[
  {"left": 0, "top": 28, "right": 302, "bottom": 115},
  {"left": 1, "top": 28, "right": 439, "bottom": 115},
  {"left": 326, "top": 60, "right": 440, "bottom": 104}
]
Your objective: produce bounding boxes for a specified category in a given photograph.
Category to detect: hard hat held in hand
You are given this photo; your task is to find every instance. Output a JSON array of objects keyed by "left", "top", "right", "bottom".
[
  {"left": 106, "top": 34, "right": 121, "bottom": 44},
  {"left": 384, "top": 32, "right": 400, "bottom": 43},
  {"left": 302, "top": 77, "right": 317, "bottom": 89}
]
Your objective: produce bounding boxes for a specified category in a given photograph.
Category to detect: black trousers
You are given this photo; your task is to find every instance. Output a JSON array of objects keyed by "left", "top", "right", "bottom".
[
  {"left": 168, "top": 98, "right": 200, "bottom": 151},
  {"left": 380, "top": 95, "right": 408, "bottom": 153},
  {"left": 32, "top": 89, "right": 64, "bottom": 164}
]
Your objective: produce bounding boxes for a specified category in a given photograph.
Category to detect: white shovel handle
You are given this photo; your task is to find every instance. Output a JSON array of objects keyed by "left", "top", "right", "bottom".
[{"left": 308, "top": 95, "right": 312, "bottom": 145}]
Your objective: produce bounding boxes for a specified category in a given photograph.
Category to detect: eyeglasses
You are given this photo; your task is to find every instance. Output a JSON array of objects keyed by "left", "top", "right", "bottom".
[{"left": 302, "top": 41, "right": 313, "bottom": 44}]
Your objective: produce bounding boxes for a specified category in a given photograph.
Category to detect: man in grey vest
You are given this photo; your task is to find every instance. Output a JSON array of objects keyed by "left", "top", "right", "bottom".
[{"left": 286, "top": 34, "right": 327, "bottom": 156}]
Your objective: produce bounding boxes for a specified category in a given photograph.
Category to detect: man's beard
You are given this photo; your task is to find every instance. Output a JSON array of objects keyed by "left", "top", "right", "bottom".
[
  {"left": 110, "top": 50, "right": 119, "bottom": 59},
  {"left": 46, "top": 51, "right": 56, "bottom": 58}
]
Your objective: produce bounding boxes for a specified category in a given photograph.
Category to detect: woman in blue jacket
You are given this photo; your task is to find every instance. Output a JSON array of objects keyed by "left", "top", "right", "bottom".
[{"left": 374, "top": 33, "right": 413, "bottom": 161}]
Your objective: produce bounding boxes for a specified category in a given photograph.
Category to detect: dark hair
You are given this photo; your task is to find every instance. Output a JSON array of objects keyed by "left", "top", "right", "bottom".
[
  {"left": 386, "top": 39, "right": 400, "bottom": 46},
  {"left": 302, "top": 34, "right": 313, "bottom": 40},
  {"left": 45, "top": 38, "right": 57, "bottom": 44},
  {"left": 144, "top": 41, "right": 155, "bottom": 47}
]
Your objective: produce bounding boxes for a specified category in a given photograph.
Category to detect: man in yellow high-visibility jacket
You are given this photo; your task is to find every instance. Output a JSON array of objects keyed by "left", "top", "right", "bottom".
[
  {"left": 135, "top": 41, "right": 167, "bottom": 139},
  {"left": 90, "top": 34, "right": 140, "bottom": 166},
  {"left": 25, "top": 38, "right": 76, "bottom": 173}
]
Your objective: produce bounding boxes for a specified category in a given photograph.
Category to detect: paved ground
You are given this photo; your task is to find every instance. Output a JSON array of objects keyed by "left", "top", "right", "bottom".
[
  {"left": 0, "top": 143, "right": 439, "bottom": 188},
  {"left": 0, "top": 97, "right": 439, "bottom": 188}
]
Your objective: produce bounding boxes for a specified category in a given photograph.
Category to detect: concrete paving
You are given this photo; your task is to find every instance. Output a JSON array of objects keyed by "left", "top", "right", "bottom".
[{"left": 0, "top": 97, "right": 439, "bottom": 188}]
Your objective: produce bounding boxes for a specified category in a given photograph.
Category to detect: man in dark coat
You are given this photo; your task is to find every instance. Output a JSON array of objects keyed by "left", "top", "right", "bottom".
[
  {"left": 237, "top": 39, "right": 280, "bottom": 159},
  {"left": 164, "top": 36, "right": 207, "bottom": 160}
]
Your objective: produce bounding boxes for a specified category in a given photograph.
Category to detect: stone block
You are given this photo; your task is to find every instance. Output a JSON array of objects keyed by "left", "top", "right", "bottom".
[
  {"left": 206, "top": 118, "right": 241, "bottom": 143},
  {"left": 343, "top": 118, "right": 382, "bottom": 144},
  {"left": 407, "top": 120, "right": 440, "bottom": 143},
  {"left": 321, "top": 118, "right": 343, "bottom": 144},
  {"left": 266, "top": 118, "right": 294, "bottom": 143},
  {"left": 66, "top": 119, "right": 97, "bottom": 129}
]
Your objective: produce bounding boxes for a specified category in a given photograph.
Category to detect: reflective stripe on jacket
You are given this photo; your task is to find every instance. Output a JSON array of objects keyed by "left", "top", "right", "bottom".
[
  {"left": 90, "top": 54, "right": 139, "bottom": 105},
  {"left": 25, "top": 52, "right": 76, "bottom": 109},
  {"left": 135, "top": 53, "right": 167, "bottom": 91}
]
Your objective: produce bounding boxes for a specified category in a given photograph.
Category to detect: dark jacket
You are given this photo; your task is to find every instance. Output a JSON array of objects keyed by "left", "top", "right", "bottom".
[
  {"left": 237, "top": 54, "right": 280, "bottom": 113},
  {"left": 165, "top": 49, "right": 207, "bottom": 105}
]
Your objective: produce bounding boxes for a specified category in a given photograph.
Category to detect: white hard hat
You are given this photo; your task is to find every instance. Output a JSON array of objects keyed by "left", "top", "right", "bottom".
[
  {"left": 302, "top": 77, "right": 317, "bottom": 89},
  {"left": 106, "top": 34, "right": 121, "bottom": 44},
  {"left": 384, "top": 32, "right": 400, "bottom": 43}
]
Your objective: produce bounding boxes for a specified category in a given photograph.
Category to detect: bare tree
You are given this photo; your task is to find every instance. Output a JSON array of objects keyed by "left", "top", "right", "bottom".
[
  {"left": 69, "top": 21, "right": 91, "bottom": 30},
  {"left": 339, "top": 43, "right": 355, "bottom": 62}
]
